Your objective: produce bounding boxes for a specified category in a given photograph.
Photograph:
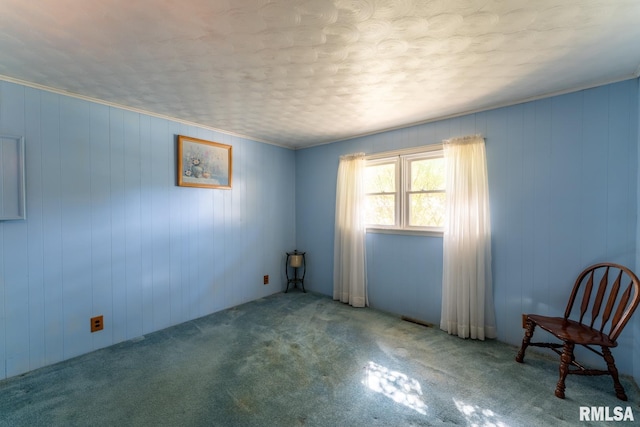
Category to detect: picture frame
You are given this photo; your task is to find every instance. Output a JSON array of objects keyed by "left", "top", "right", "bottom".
[
  {"left": 177, "top": 135, "right": 232, "bottom": 189},
  {"left": 0, "top": 135, "right": 26, "bottom": 220}
]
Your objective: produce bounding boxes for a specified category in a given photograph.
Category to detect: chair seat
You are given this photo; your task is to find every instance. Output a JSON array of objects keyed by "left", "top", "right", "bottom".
[
  {"left": 517, "top": 263, "right": 639, "bottom": 400},
  {"left": 528, "top": 314, "right": 616, "bottom": 347}
]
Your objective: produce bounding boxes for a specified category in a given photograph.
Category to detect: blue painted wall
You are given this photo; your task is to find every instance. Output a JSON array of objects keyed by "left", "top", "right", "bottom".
[
  {"left": 296, "top": 79, "right": 639, "bottom": 375},
  {"left": 1, "top": 77, "right": 639, "bottom": 382},
  {"left": 0, "top": 81, "right": 295, "bottom": 380},
  {"left": 635, "top": 76, "right": 640, "bottom": 386}
]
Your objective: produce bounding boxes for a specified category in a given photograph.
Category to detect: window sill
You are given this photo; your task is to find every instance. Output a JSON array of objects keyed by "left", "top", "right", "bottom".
[{"left": 365, "top": 227, "right": 444, "bottom": 237}]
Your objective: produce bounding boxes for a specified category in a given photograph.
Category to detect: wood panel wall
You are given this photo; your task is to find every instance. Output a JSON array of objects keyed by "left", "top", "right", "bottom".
[
  {"left": 0, "top": 81, "right": 295, "bottom": 380},
  {"left": 295, "top": 79, "right": 639, "bottom": 375}
]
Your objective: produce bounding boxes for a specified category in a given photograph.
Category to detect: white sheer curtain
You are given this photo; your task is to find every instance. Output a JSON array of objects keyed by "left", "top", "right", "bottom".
[
  {"left": 333, "top": 152, "right": 368, "bottom": 307},
  {"left": 440, "top": 135, "right": 496, "bottom": 340}
]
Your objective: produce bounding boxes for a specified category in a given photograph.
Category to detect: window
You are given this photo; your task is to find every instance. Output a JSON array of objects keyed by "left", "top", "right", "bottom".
[
  {"left": 364, "top": 158, "right": 399, "bottom": 226},
  {"left": 405, "top": 154, "right": 445, "bottom": 228},
  {"left": 364, "top": 146, "right": 444, "bottom": 234}
]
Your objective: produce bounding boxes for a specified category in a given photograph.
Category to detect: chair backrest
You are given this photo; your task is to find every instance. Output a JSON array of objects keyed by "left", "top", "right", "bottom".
[{"left": 564, "top": 263, "right": 640, "bottom": 342}]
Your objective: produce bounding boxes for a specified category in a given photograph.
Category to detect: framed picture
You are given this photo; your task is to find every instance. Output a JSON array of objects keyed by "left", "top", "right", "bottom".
[{"left": 177, "top": 135, "right": 232, "bottom": 189}]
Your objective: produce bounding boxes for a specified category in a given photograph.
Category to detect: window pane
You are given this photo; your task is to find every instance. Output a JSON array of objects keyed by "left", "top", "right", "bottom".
[
  {"left": 365, "top": 163, "right": 395, "bottom": 193},
  {"left": 365, "top": 194, "right": 395, "bottom": 225},
  {"left": 410, "top": 158, "right": 444, "bottom": 191},
  {"left": 409, "top": 193, "right": 445, "bottom": 227}
]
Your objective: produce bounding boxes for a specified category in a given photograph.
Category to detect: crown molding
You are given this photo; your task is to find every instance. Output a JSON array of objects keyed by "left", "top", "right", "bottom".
[
  {"left": 302, "top": 73, "right": 639, "bottom": 150},
  {"left": 0, "top": 74, "right": 292, "bottom": 149}
]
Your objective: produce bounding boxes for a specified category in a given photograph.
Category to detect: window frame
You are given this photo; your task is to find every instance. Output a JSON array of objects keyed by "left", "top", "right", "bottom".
[
  {"left": 364, "top": 144, "right": 444, "bottom": 237},
  {"left": 363, "top": 156, "right": 400, "bottom": 230}
]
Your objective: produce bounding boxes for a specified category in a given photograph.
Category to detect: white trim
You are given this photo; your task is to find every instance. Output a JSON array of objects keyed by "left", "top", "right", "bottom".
[
  {"left": 365, "top": 147, "right": 445, "bottom": 232},
  {"left": 0, "top": 74, "right": 290, "bottom": 149},
  {"left": 366, "top": 227, "right": 443, "bottom": 238},
  {"left": 403, "top": 154, "right": 445, "bottom": 230},
  {"left": 0, "top": 135, "right": 26, "bottom": 220},
  {"left": 5, "top": 71, "right": 635, "bottom": 151},
  {"left": 302, "top": 74, "right": 638, "bottom": 150},
  {"left": 365, "top": 143, "right": 442, "bottom": 161},
  {"left": 364, "top": 157, "right": 400, "bottom": 227}
]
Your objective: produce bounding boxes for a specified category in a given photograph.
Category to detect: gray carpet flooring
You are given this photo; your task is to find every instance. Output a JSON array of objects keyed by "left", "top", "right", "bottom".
[{"left": 0, "top": 292, "right": 638, "bottom": 426}]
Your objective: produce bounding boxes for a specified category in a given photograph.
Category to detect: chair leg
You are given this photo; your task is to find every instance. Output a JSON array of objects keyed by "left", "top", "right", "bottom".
[
  {"left": 555, "top": 341, "right": 574, "bottom": 399},
  {"left": 515, "top": 319, "right": 536, "bottom": 363},
  {"left": 602, "top": 347, "right": 627, "bottom": 401}
]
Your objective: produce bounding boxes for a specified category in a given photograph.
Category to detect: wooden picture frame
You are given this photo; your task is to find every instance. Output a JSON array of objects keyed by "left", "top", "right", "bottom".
[{"left": 177, "top": 135, "right": 232, "bottom": 189}]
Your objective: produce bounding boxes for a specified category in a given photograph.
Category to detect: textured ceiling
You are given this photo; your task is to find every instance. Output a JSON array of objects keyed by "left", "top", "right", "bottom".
[{"left": 0, "top": 0, "right": 639, "bottom": 149}]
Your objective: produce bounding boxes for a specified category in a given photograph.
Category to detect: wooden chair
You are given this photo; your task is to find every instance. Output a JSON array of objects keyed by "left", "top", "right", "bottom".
[{"left": 515, "top": 262, "right": 640, "bottom": 400}]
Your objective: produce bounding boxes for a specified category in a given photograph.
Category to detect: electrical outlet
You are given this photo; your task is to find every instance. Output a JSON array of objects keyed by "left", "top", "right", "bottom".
[
  {"left": 91, "top": 315, "right": 104, "bottom": 332},
  {"left": 263, "top": 275, "right": 269, "bottom": 285}
]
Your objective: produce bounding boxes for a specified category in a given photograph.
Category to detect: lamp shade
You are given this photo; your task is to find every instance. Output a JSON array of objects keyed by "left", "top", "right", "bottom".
[{"left": 289, "top": 254, "right": 303, "bottom": 268}]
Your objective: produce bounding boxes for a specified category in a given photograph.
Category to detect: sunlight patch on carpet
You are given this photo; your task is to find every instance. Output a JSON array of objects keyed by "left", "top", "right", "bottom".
[
  {"left": 453, "top": 398, "right": 508, "bottom": 427},
  {"left": 362, "top": 361, "right": 427, "bottom": 415}
]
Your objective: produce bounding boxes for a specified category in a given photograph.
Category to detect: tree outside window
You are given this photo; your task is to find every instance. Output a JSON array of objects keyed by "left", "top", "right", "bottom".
[{"left": 364, "top": 149, "right": 444, "bottom": 233}]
